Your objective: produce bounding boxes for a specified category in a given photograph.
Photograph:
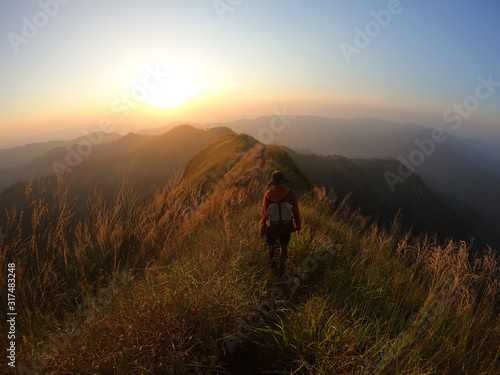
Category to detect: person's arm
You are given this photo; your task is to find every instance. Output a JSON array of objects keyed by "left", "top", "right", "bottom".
[
  {"left": 260, "top": 196, "right": 270, "bottom": 236},
  {"left": 292, "top": 193, "right": 301, "bottom": 232}
]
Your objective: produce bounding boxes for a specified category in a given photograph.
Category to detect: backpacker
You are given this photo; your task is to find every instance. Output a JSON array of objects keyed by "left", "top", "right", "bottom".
[{"left": 266, "top": 190, "right": 294, "bottom": 225}]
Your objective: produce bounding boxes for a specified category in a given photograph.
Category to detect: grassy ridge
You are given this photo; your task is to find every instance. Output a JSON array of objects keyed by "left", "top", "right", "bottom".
[{"left": 0, "top": 137, "right": 498, "bottom": 374}]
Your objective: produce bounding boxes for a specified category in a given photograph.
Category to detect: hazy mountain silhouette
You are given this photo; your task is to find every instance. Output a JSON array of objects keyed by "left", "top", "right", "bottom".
[
  {"left": 0, "top": 125, "right": 235, "bottom": 230},
  {"left": 0, "top": 128, "right": 122, "bottom": 149},
  {"left": 0, "top": 132, "right": 121, "bottom": 170},
  {"left": 1, "top": 122, "right": 498, "bottom": 250},
  {"left": 138, "top": 121, "right": 203, "bottom": 136},
  {"left": 209, "top": 116, "right": 427, "bottom": 158},
  {"left": 0, "top": 133, "right": 123, "bottom": 193},
  {"left": 0, "top": 127, "right": 233, "bottom": 194}
]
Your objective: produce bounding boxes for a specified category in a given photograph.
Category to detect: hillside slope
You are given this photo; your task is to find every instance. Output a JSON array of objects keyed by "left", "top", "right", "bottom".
[
  {"left": 1, "top": 132, "right": 498, "bottom": 375},
  {"left": 287, "top": 151, "right": 482, "bottom": 246}
]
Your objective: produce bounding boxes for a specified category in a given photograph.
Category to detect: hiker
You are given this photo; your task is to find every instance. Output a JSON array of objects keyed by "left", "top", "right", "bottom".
[{"left": 260, "top": 171, "right": 301, "bottom": 273}]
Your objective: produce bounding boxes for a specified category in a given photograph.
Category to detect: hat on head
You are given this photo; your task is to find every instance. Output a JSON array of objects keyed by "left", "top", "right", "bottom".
[{"left": 268, "top": 171, "right": 290, "bottom": 186}]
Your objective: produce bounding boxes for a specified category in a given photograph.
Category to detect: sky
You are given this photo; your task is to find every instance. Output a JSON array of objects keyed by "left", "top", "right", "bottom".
[{"left": 1, "top": 0, "right": 499, "bottom": 146}]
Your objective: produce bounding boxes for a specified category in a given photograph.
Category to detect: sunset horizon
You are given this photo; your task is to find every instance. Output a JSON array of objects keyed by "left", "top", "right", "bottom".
[{"left": 2, "top": 1, "right": 499, "bottom": 146}]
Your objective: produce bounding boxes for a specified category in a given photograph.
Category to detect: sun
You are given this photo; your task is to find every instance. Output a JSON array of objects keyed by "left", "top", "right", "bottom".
[{"left": 145, "top": 72, "right": 209, "bottom": 110}]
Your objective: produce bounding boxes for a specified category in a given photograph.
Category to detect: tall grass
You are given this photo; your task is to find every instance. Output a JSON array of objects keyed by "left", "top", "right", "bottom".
[
  {"left": 253, "top": 188, "right": 500, "bottom": 374},
  {"left": 0, "top": 175, "right": 498, "bottom": 374}
]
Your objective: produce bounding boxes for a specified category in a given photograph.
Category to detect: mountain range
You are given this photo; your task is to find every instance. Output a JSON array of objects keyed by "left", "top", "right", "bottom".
[
  {"left": 1, "top": 122, "right": 498, "bottom": 374},
  {"left": 1, "top": 119, "right": 498, "bottom": 250}
]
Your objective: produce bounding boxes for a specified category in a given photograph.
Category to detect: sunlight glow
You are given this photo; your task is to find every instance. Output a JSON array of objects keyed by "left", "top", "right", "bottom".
[{"left": 145, "top": 72, "right": 211, "bottom": 110}]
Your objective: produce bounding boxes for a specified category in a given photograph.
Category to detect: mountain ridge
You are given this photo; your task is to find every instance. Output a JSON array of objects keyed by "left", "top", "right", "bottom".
[
  {"left": 0, "top": 124, "right": 497, "bottom": 250},
  {"left": 1, "top": 126, "right": 498, "bottom": 374}
]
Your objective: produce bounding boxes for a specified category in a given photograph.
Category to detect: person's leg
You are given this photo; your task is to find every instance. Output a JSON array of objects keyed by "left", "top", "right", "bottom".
[
  {"left": 268, "top": 244, "right": 277, "bottom": 267},
  {"left": 278, "top": 244, "right": 288, "bottom": 271},
  {"left": 278, "top": 224, "right": 291, "bottom": 272},
  {"left": 267, "top": 226, "right": 278, "bottom": 269}
]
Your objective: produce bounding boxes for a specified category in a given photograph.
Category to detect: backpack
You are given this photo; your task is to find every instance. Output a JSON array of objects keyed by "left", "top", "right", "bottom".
[{"left": 267, "top": 190, "right": 294, "bottom": 224}]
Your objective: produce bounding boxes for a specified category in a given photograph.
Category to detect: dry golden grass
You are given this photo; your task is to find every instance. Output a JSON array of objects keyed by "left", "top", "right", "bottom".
[{"left": 0, "top": 173, "right": 498, "bottom": 374}]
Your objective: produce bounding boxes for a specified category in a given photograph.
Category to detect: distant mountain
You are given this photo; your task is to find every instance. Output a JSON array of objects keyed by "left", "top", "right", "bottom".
[
  {"left": 208, "top": 116, "right": 427, "bottom": 158},
  {"left": 138, "top": 121, "right": 204, "bottom": 136},
  {"left": 0, "top": 133, "right": 122, "bottom": 192},
  {"left": 4, "top": 125, "right": 490, "bottom": 250},
  {"left": 0, "top": 125, "right": 235, "bottom": 231},
  {"left": 0, "top": 132, "right": 121, "bottom": 170},
  {"left": 0, "top": 128, "right": 118, "bottom": 149},
  {"left": 49, "top": 126, "right": 234, "bottom": 206},
  {"left": 179, "top": 133, "right": 312, "bottom": 196}
]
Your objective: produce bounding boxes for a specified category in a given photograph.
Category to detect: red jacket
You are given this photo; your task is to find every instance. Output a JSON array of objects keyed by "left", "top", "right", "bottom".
[{"left": 260, "top": 186, "right": 301, "bottom": 235}]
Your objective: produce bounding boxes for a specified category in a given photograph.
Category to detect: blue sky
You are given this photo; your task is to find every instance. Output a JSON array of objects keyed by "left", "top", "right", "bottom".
[{"left": 1, "top": 0, "right": 499, "bottom": 144}]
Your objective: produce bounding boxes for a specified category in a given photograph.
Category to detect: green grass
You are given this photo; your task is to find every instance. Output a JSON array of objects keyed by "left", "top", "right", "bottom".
[{"left": 1, "top": 138, "right": 498, "bottom": 374}]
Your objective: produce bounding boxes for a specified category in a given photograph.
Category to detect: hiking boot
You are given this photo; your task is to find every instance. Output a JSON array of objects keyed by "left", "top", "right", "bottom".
[
  {"left": 279, "top": 269, "right": 289, "bottom": 281},
  {"left": 278, "top": 260, "right": 286, "bottom": 272}
]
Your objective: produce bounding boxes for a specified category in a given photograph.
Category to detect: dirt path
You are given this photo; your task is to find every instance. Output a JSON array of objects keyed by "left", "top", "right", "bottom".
[{"left": 221, "top": 238, "right": 340, "bottom": 374}]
